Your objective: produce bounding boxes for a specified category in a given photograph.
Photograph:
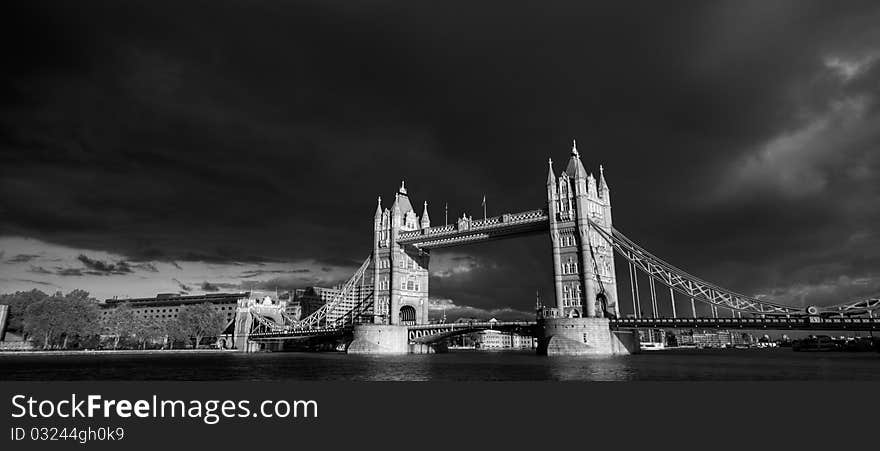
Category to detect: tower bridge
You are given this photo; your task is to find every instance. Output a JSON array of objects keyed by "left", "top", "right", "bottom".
[{"left": 233, "top": 141, "right": 880, "bottom": 355}]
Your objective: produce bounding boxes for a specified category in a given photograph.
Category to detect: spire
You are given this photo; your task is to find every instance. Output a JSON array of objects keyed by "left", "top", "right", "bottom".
[
  {"left": 598, "top": 164, "right": 609, "bottom": 197},
  {"left": 394, "top": 180, "right": 414, "bottom": 214},
  {"left": 564, "top": 139, "right": 588, "bottom": 179},
  {"left": 392, "top": 193, "right": 401, "bottom": 212},
  {"left": 546, "top": 157, "right": 556, "bottom": 186},
  {"left": 420, "top": 201, "right": 430, "bottom": 229},
  {"left": 587, "top": 172, "right": 597, "bottom": 197},
  {"left": 375, "top": 196, "right": 382, "bottom": 220}
]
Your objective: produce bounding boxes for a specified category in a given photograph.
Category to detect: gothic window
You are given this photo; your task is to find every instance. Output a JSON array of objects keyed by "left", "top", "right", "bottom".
[
  {"left": 406, "top": 279, "right": 414, "bottom": 291},
  {"left": 565, "top": 257, "right": 576, "bottom": 275}
]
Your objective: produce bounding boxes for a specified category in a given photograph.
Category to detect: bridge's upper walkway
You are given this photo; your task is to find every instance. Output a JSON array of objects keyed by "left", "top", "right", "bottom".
[{"left": 397, "top": 209, "right": 549, "bottom": 249}]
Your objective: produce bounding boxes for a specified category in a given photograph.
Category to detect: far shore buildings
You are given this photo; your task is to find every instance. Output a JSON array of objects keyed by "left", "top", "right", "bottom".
[
  {"left": 474, "top": 329, "right": 537, "bottom": 350},
  {"left": 100, "top": 292, "right": 250, "bottom": 325},
  {"left": 447, "top": 318, "right": 538, "bottom": 350}
]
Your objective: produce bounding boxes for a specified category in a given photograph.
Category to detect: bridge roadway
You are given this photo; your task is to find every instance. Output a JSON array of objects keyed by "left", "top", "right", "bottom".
[
  {"left": 407, "top": 321, "right": 537, "bottom": 343},
  {"left": 610, "top": 316, "right": 879, "bottom": 331},
  {"left": 247, "top": 316, "right": 878, "bottom": 343},
  {"left": 247, "top": 321, "right": 539, "bottom": 342}
]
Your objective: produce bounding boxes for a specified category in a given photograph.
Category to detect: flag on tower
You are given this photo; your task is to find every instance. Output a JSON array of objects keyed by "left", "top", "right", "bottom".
[{"left": 482, "top": 195, "right": 486, "bottom": 219}]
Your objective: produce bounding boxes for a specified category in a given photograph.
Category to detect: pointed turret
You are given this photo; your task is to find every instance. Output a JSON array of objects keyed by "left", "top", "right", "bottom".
[
  {"left": 375, "top": 196, "right": 383, "bottom": 221},
  {"left": 564, "top": 139, "right": 588, "bottom": 179},
  {"left": 587, "top": 173, "right": 598, "bottom": 198},
  {"left": 391, "top": 193, "right": 402, "bottom": 226},
  {"left": 546, "top": 158, "right": 556, "bottom": 187},
  {"left": 598, "top": 164, "right": 609, "bottom": 198},
  {"left": 395, "top": 180, "right": 414, "bottom": 214},
  {"left": 420, "top": 201, "right": 431, "bottom": 229}
]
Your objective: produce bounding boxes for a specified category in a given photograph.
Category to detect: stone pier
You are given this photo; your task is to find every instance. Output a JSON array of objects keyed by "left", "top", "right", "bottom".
[
  {"left": 347, "top": 324, "right": 410, "bottom": 354},
  {"left": 0, "top": 305, "right": 8, "bottom": 342},
  {"left": 537, "top": 317, "right": 639, "bottom": 355},
  {"left": 233, "top": 307, "right": 254, "bottom": 352}
]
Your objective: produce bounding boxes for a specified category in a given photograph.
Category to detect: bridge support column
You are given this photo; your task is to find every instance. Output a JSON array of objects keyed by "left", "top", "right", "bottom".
[
  {"left": 347, "top": 324, "right": 410, "bottom": 354},
  {"left": 0, "top": 304, "right": 8, "bottom": 342},
  {"left": 538, "top": 317, "right": 639, "bottom": 355},
  {"left": 233, "top": 307, "right": 254, "bottom": 352}
]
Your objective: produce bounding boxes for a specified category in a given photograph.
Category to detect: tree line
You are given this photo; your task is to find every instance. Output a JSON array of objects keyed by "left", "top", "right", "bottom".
[{"left": 0, "top": 289, "right": 229, "bottom": 350}]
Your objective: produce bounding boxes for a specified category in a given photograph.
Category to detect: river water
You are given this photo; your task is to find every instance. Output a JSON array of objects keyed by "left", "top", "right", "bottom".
[{"left": 2, "top": 349, "right": 879, "bottom": 381}]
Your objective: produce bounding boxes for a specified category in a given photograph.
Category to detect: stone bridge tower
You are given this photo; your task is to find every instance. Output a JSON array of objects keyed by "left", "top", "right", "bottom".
[
  {"left": 546, "top": 141, "right": 618, "bottom": 319},
  {"left": 372, "top": 182, "right": 430, "bottom": 326}
]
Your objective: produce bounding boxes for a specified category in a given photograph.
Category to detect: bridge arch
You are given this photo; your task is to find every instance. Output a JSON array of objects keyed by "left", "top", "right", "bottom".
[
  {"left": 399, "top": 305, "right": 417, "bottom": 325},
  {"left": 597, "top": 293, "right": 610, "bottom": 318}
]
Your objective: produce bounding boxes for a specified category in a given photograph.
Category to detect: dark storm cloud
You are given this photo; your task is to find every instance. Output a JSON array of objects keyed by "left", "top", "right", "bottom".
[
  {"left": 14, "top": 278, "right": 55, "bottom": 287},
  {"left": 240, "top": 268, "right": 311, "bottom": 279},
  {"left": 29, "top": 265, "right": 82, "bottom": 277},
  {"left": 76, "top": 255, "right": 133, "bottom": 275},
  {"left": 173, "top": 279, "right": 191, "bottom": 293},
  {"left": 28, "top": 266, "right": 53, "bottom": 275},
  {"left": 133, "top": 262, "right": 159, "bottom": 272},
  {"left": 2, "top": 1, "right": 880, "bottom": 310},
  {"left": 6, "top": 254, "right": 40, "bottom": 263},
  {"left": 200, "top": 281, "right": 220, "bottom": 292},
  {"left": 56, "top": 268, "right": 84, "bottom": 277}
]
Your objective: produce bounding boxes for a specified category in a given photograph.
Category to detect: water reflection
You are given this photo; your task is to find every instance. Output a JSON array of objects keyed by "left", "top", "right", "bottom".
[{"left": 1, "top": 349, "right": 879, "bottom": 381}]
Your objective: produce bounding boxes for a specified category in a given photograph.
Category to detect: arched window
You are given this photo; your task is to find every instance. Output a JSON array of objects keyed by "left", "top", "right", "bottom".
[{"left": 399, "top": 305, "right": 417, "bottom": 325}]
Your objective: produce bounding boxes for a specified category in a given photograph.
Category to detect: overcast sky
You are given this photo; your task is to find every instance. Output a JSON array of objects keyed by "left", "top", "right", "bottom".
[{"left": 2, "top": 1, "right": 880, "bottom": 319}]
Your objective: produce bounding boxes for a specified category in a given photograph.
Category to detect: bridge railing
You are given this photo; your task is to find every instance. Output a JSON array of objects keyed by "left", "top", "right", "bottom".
[
  {"left": 258, "top": 256, "right": 372, "bottom": 333},
  {"left": 610, "top": 316, "right": 878, "bottom": 330},
  {"left": 587, "top": 219, "right": 806, "bottom": 316},
  {"left": 592, "top": 220, "right": 880, "bottom": 317}
]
